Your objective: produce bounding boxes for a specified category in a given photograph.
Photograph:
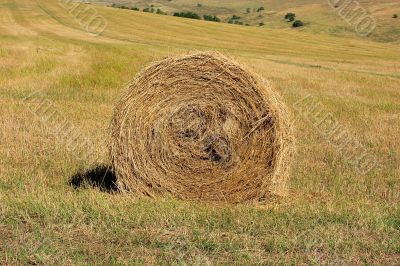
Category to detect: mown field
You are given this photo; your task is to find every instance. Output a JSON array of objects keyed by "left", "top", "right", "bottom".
[
  {"left": 98, "top": 0, "right": 400, "bottom": 42},
  {"left": 0, "top": 0, "right": 399, "bottom": 264}
]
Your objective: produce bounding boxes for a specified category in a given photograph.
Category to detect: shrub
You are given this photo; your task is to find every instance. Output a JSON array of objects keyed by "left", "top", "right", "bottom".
[
  {"left": 228, "top": 15, "right": 242, "bottom": 24},
  {"left": 259, "top": 22, "right": 265, "bottom": 26},
  {"left": 246, "top": 8, "right": 251, "bottom": 13},
  {"left": 173, "top": 12, "right": 201, "bottom": 19},
  {"left": 292, "top": 20, "right": 304, "bottom": 27},
  {"left": 131, "top": 7, "right": 139, "bottom": 11},
  {"left": 197, "top": 3, "right": 202, "bottom": 7},
  {"left": 284, "top": 12, "right": 296, "bottom": 22},
  {"left": 143, "top": 7, "right": 155, "bottom": 13},
  {"left": 257, "top": 7, "right": 265, "bottom": 12},
  {"left": 393, "top": 14, "right": 398, "bottom": 18},
  {"left": 156, "top": 9, "right": 167, "bottom": 15},
  {"left": 231, "top": 15, "right": 241, "bottom": 20},
  {"left": 203, "top": 15, "right": 221, "bottom": 22}
]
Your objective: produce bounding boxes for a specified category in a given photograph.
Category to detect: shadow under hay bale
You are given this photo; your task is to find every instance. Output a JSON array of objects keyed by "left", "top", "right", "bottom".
[{"left": 69, "top": 165, "right": 118, "bottom": 192}]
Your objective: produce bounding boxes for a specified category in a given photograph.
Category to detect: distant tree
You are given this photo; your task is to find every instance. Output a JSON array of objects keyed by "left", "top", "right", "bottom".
[
  {"left": 259, "top": 22, "right": 265, "bottom": 26},
  {"left": 143, "top": 7, "right": 154, "bottom": 13},
  {"left": 292, "top": 20, "right": 304, "bottom": 27},
  {"left": 284, "top": 12, "right": 296, "bottom": 22},
  {"left": 257, "top": 7, "right": 265, "bottom": 12},
  {"left": 156, "top": 9, "right": 167, "bottom": 15},
  {"left": 231, "top": 15, "right": 241, "bottom": 20},
  {"left": 203, "top": 14, "right": 221, "bottom": 22},
  {"left": 393, "top": 14, "right": 398, "bottom": 18},
  {"left": 173, "top": 12, "right": 201, "bottom": 19},
  {"left": 228, "top": 15, "right": 242, "bottom": 24}
]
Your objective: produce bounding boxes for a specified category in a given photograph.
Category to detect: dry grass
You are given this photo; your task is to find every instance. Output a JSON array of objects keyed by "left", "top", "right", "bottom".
[
  {"left": 0, "top": 0, "right": 399, "bottom": 264},
  {"left": 100, "top": 0, "right": 400, "bottom": 42}
]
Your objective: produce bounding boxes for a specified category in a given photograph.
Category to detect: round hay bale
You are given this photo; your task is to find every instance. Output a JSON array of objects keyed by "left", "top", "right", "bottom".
[{"left": 110, "top": 52, "right": 293, "bottom": 203}]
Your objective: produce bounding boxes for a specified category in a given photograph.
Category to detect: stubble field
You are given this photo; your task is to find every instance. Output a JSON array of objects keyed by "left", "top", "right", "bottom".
[{"left": 0, "top": 0, "right": 399, "bottom": 264}]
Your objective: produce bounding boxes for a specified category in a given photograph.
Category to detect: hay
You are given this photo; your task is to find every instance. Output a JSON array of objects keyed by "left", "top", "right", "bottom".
[{"left": 109, "top": 52, "right": 293, "bottom": 203}]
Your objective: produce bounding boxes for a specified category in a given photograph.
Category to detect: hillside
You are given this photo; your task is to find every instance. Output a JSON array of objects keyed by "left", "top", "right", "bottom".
[
  {"left": 1, "top": 0, "right": 400, "bottom": 264},
  {"left": 96, "top": 0, "right": 400, "bottom": 42}
]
